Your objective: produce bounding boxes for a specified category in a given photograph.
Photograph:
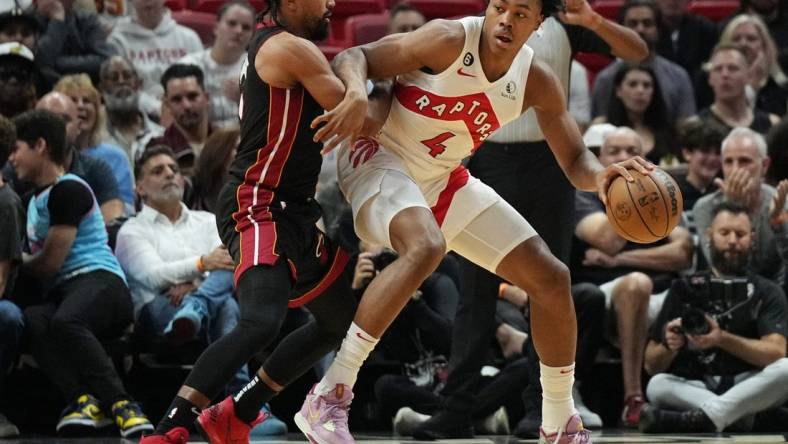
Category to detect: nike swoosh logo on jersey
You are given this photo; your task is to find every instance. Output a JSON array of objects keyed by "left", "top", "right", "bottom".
[{"left": 456, "top": 67, "right": 476, "bottom": 77}]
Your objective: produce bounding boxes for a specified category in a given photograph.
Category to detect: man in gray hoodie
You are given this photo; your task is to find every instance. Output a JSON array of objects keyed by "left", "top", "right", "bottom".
[{"left": 108, "top": 0, "right": 201, "bottom": 121}]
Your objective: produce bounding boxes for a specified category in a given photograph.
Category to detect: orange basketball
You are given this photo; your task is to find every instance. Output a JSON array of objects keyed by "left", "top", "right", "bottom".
[{"left": 605, "top": 168, "right": 684, "bottom": 244}]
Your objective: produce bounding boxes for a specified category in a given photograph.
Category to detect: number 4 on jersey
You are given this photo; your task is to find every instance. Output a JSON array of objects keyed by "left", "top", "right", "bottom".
[{"left": 421, "top": 132, "right": 455, "bottom": 157}]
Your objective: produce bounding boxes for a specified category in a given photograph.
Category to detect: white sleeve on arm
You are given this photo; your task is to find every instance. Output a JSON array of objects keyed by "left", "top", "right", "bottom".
[{"left": 115, "top": 221, "right": 201, "bottom": 291}]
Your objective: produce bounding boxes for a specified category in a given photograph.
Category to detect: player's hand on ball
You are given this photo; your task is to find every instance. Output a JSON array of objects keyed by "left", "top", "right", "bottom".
[
  {"left": 312, "top": 89, "right": 368, "bottom": 155},
  {"left": 596, "top": 156, "right": 654, "bottom": 205}
]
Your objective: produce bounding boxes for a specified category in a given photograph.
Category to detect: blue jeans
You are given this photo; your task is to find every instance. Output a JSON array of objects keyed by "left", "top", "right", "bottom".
[
  {"left": 137, "top": 270, "right": 249, "bottom": 391},
  {"left": 0, "top": 300, "right": 24, "bottom": 390}
]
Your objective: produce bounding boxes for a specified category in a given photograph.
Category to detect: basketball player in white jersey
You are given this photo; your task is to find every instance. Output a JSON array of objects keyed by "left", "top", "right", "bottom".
[{"left": 294, "top": 1, "right": 652, "bottom": 443}]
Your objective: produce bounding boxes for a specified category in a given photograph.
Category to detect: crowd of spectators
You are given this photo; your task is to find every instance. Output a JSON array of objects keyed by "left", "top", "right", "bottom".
[{"left": 0, "top": 0, "right": 787, "bottom": 439}]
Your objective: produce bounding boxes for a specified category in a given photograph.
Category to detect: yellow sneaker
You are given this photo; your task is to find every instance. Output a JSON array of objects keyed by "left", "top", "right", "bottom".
[
  {"left": 56, "top": 394, "right": 112, "bottom": 435},
  {"left": 112, "top": 399, "right": 154, "bottom": 438}
]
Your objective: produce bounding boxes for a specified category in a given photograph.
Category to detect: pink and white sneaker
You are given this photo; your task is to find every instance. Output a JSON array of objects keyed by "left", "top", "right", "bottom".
[
  {"left": 539, "top": 414, "right": 592, "bottom": 444},
  {"left": 294, "top": 384, "right": 355, "bottom": 444}
]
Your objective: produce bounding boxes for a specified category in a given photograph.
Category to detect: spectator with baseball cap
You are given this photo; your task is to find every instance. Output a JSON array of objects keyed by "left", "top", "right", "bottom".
[{"left": 0, "top": 41, "right": 37, "bottom": 118}]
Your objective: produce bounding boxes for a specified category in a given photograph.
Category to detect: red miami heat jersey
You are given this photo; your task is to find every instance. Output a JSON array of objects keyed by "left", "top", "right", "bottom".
[{"left": 380, "top": 16, "right": 534, "bottom": 183}]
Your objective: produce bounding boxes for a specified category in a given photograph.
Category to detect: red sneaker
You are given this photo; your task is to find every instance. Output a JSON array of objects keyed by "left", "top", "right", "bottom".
[
  {"left": 621, "top": 395, "right": 647, "bottom": 428},
  {"left": 196, "top": 396, "right": 266, "bottom": 444},
  {"left": 138, "top": 427, "right": 188, "bottom": 443}
]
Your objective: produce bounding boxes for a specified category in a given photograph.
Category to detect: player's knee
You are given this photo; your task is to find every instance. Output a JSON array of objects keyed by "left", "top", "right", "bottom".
[
  {"left": 402, "top": 233, "right": 446, "bottom": 271},
  {"left": 234, "top": 316, "right": 282, "bottom": 354},
  {"left": 532, "top": 259, "right": 570, "bottom": 297}
]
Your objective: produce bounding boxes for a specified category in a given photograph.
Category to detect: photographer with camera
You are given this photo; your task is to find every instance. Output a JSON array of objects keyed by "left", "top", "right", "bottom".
[{"left": 641, "top": 201, "right": 788, "bottom": 433}]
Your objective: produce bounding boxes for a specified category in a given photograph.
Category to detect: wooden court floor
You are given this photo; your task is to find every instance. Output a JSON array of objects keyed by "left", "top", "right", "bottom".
[{"left": 4, "top": 431, "right": 788, "bottom": 443}]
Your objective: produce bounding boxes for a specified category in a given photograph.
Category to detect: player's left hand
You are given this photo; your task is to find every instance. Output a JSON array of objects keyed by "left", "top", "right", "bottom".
[
  {"left": 312, "top": 89, "right": 368, "bottom": 155},
  {"left": 596, "top": 156, "right": 654, "bottom": 205}
]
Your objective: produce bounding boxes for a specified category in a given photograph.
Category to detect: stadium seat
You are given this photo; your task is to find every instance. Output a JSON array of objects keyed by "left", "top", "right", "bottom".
[
  {"left": 319, "top": 44, "right": 345, "bottom": 60},
  {"left": 591, "top": 0, "right": 624, "bottom": 21},
  {"left": 687, "top": 0, "right": 738, "bottom": 22},
  {"left": 165, "top": 0, "right": 185, "bottom": 11},
  {"left": 575, "top": 52, "right": 614, "bottom": 87},
  {"left": 324, "top": 0, "right": 384, "bottom": 46},
  {"left": 332, "top": 0, "right": 384, "bottom": 17},
  {"left": 171, "top": 10, "right": 217, "bottom": 46},
  {"left": 192, "top": 0, "right": 265, "bottom": 14},
  {"left": 406, "top": 0, "right": 486, "bottom": 20},
  {"left": 341, "top": 12, "right": 389, "bottom": 47}
]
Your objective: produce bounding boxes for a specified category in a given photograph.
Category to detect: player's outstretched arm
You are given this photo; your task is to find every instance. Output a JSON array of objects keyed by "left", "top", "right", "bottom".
[{"left": 526, "top": 60, "right": 653, "bottom": 203}]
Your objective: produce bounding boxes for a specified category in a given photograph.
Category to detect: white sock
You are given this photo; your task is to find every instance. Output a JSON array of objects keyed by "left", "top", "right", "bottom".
[
  {"left": 316, "top": 322, "right": 378, "bottom": 395},
  {"left": 540, "top": 362, "right": 577, "bottom": 434}
]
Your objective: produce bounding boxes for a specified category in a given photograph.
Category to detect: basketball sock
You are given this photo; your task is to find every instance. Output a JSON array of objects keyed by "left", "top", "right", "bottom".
[
  {"left": 316, "top": 322, "right": 378, "bottom": 395},
  {"left": 540, "top": 362, "right": 577, "bottom": 435},
  {"left": 233, "top": 375, "right": 277, "bottom": 424},
  {"left": 156, "top": 396, "right": 200, "bottom": 435}
]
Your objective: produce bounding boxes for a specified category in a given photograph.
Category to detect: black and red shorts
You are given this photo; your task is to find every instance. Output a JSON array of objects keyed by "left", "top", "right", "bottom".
[{"left": 217, "top": 185, "right": 348, "bottom": 308}]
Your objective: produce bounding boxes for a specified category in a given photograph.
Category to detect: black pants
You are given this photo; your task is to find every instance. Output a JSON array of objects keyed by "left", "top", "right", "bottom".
[
  {"left": 441, "top": 140, "right": 576, "bottom": 413},
  {"left": 24, "top": 270, "right": 133, "bottom": 407},
  {"left": 375, "top": 357, "right": 530, "bottom": 420},
  {"left": 183, "top": 260, "right": 356, "bottom": 399}
]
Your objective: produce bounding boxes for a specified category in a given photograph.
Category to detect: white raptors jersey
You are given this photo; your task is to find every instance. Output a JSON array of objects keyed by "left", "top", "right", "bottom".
[{"left": 380, "top": 16, "right": 534, "bottom": 183}]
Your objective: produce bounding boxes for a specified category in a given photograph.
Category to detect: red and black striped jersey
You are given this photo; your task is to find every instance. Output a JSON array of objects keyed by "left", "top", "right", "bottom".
[{"left": 230, "top": 26, "right": 325, "bottom": 233}]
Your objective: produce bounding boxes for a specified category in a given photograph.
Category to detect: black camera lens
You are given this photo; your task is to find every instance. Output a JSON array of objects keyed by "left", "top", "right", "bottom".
[{"left": 681, "top": 307, "right": 710, "bottom": 336}]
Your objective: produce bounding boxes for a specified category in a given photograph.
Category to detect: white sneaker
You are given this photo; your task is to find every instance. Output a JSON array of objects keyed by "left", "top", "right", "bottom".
[
  {"left": 573, "top": 383, "right": 602, "bottom": 428},
  {"left": 0, "top": 413, "right": 20, "bottom": 438},
  {"left": 392, "top": 407, "right": 430, "bottom": 436},
  {"left": 474, "top": 406, "right": 510, "bottom": 435}
]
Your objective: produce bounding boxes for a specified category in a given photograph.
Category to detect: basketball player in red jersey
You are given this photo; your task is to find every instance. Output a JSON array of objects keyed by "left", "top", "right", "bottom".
[
  {"left": 138, "top": 0, "right": 391, "bottom": 443},
  {"left": 294, "top": 1, "right": 653, "bottom": 443}
]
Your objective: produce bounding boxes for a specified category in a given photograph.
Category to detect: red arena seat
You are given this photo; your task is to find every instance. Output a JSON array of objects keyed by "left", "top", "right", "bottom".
[
  {"left": 591, "top": 0, "right": 624, "bottom": 21},
  {"left": 191, "top": 0, "right": 265, "bottom": 14},
  {"left": 164, "top": 0, "right": 185, "bottom": 11},
  {"left": 171, "top": 10, "right": 217, "bottom": 46},
  {"left": 406, "top": 0, "right": 486, "bottom": 20},
  {"left": 687, "top": 0, "right": 739, "bottom": 22},
  {"left": 332, "top": 0, "right": 385, "bottom": 17},
  {"left": 342, "top": 12, "right": 390, "bottom": 47}
]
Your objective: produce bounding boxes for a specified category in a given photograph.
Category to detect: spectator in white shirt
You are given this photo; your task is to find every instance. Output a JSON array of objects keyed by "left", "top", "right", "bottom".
[
  {"left": 115, "top": 145, "right": 235, "bottom": 345},
  {"left": 179, "top": 0, "right": 253, "bottom": 128}
]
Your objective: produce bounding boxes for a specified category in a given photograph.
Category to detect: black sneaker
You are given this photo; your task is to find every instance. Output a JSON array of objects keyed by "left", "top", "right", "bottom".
[
  {"left": 513, "top": 407, "right": 540, "bottom": 438},
  {"left": 411, "top": 410, "right": 474, "bottom": 440},
  {"left": 56, "top": 394, "right": 113, "bottom": 435},
  {"left": 111, "top": 399, "right": 154, "bottom": 438},
  {"left": 639, "top": 405, "right": 716, "bottom": 433}
]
